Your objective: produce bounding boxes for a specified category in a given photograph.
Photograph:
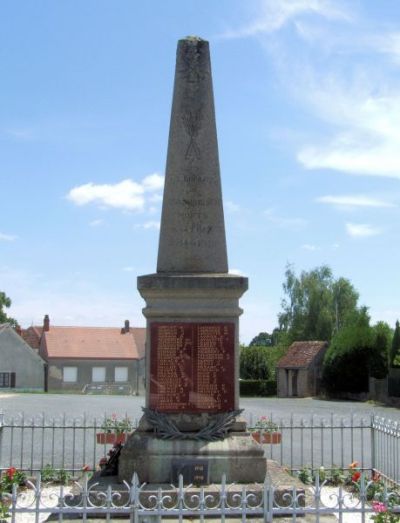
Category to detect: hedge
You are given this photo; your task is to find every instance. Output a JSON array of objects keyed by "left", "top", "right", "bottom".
[{"left": 239, "top": 379, "right": 277, "bottom": 397}]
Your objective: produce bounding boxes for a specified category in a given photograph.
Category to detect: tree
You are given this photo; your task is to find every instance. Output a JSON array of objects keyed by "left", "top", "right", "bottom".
[
  {"left": 240, "top": 346, "right": 271, "bottom": 380},
  {"left": 249, "top": 332, "right": 273, "bottom": 347},
  {"left": 322, "top": 307, "right": 373, "bottom": 393},
  {"left": 0, "top": 291, "right": 18, "bottom": 328},
  {"left": 322, "top": 311, "right": 391, "bottom": 394},
  {"left": 391, "top": 320, "right": 400, "bottom": 367},
  {"left": 278, "top": 264, "right": 359, "bottom": 343},
  {"left": 370, "top": 321, "right": 392, "bottom": 379}
]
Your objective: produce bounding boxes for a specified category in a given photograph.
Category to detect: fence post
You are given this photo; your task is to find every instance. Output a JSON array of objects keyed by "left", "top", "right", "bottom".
[
  {"left": 0, "top": 411, "right": 3, "bottom": 470},
  {"left": 371, "top": 413, "right": 376, "bottom": 472}
]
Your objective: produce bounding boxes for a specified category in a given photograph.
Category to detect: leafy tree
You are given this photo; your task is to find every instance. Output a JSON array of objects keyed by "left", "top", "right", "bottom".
[
  {"left": 278, "top": 264, "right": 359, "bottom": 343},
  {"left": 249, "top": 332, "right": 273, "bottom": 347},
  {"left": 0, "top": 291, "right": 18, "bottom": 328},
  {"left": 240, "top": 346, "right": 271, "bottom": 380},
  {"left": 370, "top": 321, "right": 392, "bottom": 379},
  {"left": 322, "top": 308, "right": 372, "bottom": 393},
  {"left": 391, "top": 320, "right": 400, "bottom": 367},
  {"left": 322, "top": 311, "right": 391, "bottom": 393},
  {"left": 240, "top": 344, "right": 286, "bottom": 381}
]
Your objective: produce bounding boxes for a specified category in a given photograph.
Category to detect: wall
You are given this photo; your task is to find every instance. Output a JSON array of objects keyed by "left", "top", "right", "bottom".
[
  {"left": 0, "top": 326, "right": 45, "bottom": 390},
  {"left": 47, "top": 358, "right": 145, "bottom": 394}
]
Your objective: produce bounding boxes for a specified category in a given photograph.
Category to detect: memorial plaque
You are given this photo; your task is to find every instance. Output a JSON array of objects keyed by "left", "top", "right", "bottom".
[
  {"left": 149, "top": 322, "right": 235, "bottom": 412},
  {"left": 171, "top": 459, "right": 209, "bottom": 486}
]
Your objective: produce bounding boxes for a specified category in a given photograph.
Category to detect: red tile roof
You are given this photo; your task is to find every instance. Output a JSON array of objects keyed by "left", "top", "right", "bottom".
[
  {"left": 21, "top": 326, "right": 43, "bottom": 349},
  {"left": 41, "top": 326, "right": 145, "bottom": 360},
  {"left": 276, "top": 341, "right": 328, "bottom": 369}
]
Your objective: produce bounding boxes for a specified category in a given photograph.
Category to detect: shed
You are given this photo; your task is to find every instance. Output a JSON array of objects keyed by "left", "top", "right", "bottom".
[{"left": 276, "top": 341, "right": 328, "bottom": 398}]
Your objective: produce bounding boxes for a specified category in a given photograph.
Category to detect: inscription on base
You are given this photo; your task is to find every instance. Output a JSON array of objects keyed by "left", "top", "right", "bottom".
[{"left": 149, "top": 322, "right": 235, "bottom": 413}]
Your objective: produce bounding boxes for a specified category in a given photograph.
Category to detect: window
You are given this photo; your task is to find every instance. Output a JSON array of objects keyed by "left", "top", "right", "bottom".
[
  {"left": 92, "top": 367, "right": 106, "bottom": 382},
  {"left": 63, "top": 367, "right": 77, "bottom": 383},
  {"left": 115, "top": 366, "right": 128, "bottom": 382},
  {"left": 0, "top": 372, "right": 15, "bottom": 388}
]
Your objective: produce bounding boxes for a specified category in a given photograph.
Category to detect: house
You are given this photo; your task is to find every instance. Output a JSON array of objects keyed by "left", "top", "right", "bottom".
[
  {"left": 28, "top": 316, "right": 146, "bottom": 394},
  {"left": 276, "top": 341, "right": 328, "bottom": 398},
  {"left": 0, "top": 323, "right": 46, "bottom": 390}
]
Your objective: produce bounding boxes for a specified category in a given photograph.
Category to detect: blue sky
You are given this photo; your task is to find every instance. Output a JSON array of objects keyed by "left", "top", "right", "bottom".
[{"left": 1, "top": 0, "right": 400, "bottom": 343}]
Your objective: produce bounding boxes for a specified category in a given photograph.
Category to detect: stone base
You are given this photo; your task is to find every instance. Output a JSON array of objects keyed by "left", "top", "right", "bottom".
[{"left": 118, "top": 431, "right": 266, "bottom": 484}]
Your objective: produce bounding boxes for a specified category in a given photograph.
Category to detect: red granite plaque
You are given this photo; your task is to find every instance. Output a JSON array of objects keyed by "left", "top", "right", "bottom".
[{"left": 149, "top": 322, "right": 235, "bottom": 412}]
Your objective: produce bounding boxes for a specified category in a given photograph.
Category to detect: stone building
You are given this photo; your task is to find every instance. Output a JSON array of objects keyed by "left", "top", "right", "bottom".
[
  {"left": 276, "top": 341, "right": 328, "bottom": 398},
  {"left": 0, "top": 323, "right": 46, "bottom": 390},
  {"left": 32, "top": 316, "right": 146, "bottom": 394}
]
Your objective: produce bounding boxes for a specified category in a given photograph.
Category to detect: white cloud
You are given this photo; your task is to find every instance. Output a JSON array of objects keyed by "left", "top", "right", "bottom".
[
  {"left": 67, "top": 173, "right": 164, "bottom": 212},
  {"left": 346, "top": 223, "right": 382, "bottom": 238},
  {"left": 225, "top": 200, "right": 241, "bottom": 213},
  {"left": 89, "top": 219, "right": 104, "bottom": 227},
  {"left": 222, "top": 0, "right": 350, "bottom": 38},
  {"left": 142, "top": 173, "right": 164, "bottom": 192},
  {"left": 0, "top": 232, "right": 17, "bottom": 241},
  {"left": 292, "top": 56, "right": 400, "bottom": 178},
  {"left": 135, "top": 221, "right": 160, "bottom": 231},
  {"left": 374, "top": 32, "right": 400, "bottom": 64},
  {"left": 264, "top": 208, "right": 308, "bottom": 230},
  {"left": 122, "top": 266, "right": 135, "bottom": 272},
  {"left": 317, "top": 195, "right": 395, "bottom": 208},
  {"left": 301, "top": 243, "right": 318, "bottom": 251},
  {"left": 229, "top": 268, "right": 245, "bottom": 276}
]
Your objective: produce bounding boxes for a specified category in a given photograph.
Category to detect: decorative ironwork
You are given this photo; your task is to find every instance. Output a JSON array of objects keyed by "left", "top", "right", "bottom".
[
  {"left": 142, "top": 407, "right": 243, "bottom": 441},
  {"left": 3, "top": 471, "right": 400, "bottom": 522}
]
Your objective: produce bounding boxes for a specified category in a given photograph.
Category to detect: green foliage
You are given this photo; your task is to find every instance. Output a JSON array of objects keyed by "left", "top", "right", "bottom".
[
  {"left": 41, "top": 464, "right": 71, "bottom": 484},
  {"left": 391, "top": 320, "right": 400, "bottom": 367},
  {"left": 240, "top": 344, "right": 285, "bottom": 382},
  {"left": 370, "top": 322, "right": 392, "bottom": 379},
  {"left": 323, "top": 310, "right": 391, "bottom": 393},
  {"left": 249, "top": 332, "right": 273, "bottom": 346},
  {"left": 0, "top": 291, "right": 18, "bottom": 328},
  {"left": 239, "top": 379, "right": 276, "bottom": 397},
  {"left": 240, "top": 346, "right": 271, "bottom": 380},
  {"left": 278, "top": 265, "right": 359, "bottom": 343},
  {"left": 0, "top": 467, "right": 26, "bottom": 493},
  {"left": 101, "top": 414, "right": 133, "bottom": 435},
  {"left": 323, "top": 308, "right": 372, "bottom": 393}
]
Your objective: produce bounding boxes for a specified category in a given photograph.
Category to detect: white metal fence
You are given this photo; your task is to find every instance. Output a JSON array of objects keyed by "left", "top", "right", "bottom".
[
  {"left": 0, "top": 412, "right": 392, "bottom": 477},
  {"left": 2, "top": 471, "right": 400, "bottom": 522}
]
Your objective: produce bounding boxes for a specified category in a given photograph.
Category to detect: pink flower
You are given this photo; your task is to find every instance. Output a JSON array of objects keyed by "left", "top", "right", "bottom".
[{"left": 372, "top": 501, "right": 387, "bottom": 513}]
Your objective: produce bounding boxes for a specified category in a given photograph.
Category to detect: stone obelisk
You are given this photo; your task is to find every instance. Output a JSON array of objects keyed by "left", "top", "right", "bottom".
[{"left": 119, "top": 37, "right": 266, "bottom": 484}]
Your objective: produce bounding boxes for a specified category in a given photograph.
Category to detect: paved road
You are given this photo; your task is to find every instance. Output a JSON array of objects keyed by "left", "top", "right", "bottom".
[{"left": 1, "top": 392, "right": 400, "bottom": 422}]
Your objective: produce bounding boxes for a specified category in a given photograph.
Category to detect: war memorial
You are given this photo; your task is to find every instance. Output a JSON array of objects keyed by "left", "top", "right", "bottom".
[{"left": 119, "top": 36, "right": 266, "bottom": 484}]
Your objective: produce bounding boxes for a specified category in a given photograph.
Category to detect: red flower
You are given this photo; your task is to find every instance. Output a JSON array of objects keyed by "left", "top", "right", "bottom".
[
  {"left": 6, "top": 467, "right": 17, "bottom": 479},
  {"left": 352, "top": 471, "right": 361, "bottom": 482}
]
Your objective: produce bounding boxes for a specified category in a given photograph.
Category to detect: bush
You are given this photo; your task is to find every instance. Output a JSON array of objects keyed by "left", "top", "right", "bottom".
[{"left": 240, "top": 379, "right": 276, "bottom": 397}]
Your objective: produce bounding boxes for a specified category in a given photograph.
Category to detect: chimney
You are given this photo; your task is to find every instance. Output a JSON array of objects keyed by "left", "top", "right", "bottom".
[
  {"left": 43, "top": 315, "right": 50, "bottom": 332},
  {"left": 124, "top": 319, "right": 130, "bottom": 333}
]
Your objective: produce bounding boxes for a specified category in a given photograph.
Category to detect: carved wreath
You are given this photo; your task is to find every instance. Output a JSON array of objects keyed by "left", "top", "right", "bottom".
[{"left": 142, "top": 407, "right": 243, "bottom": 442}]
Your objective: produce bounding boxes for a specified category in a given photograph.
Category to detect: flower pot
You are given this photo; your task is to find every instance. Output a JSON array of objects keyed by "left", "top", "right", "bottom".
[
  {"left": 96, "top": 432, "right": 127, "bottom": 445},
  {"left": 252, "top": 431, "right": 281, "bottom": 444}
]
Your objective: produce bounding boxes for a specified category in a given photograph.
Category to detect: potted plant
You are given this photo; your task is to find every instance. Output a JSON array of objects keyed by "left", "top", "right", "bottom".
[
  {"left": 96, "top": 414, "right": 133, "bottom": 445},
  {"left": 251, "top": 416, "right": 281, "bottom": 444}
]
